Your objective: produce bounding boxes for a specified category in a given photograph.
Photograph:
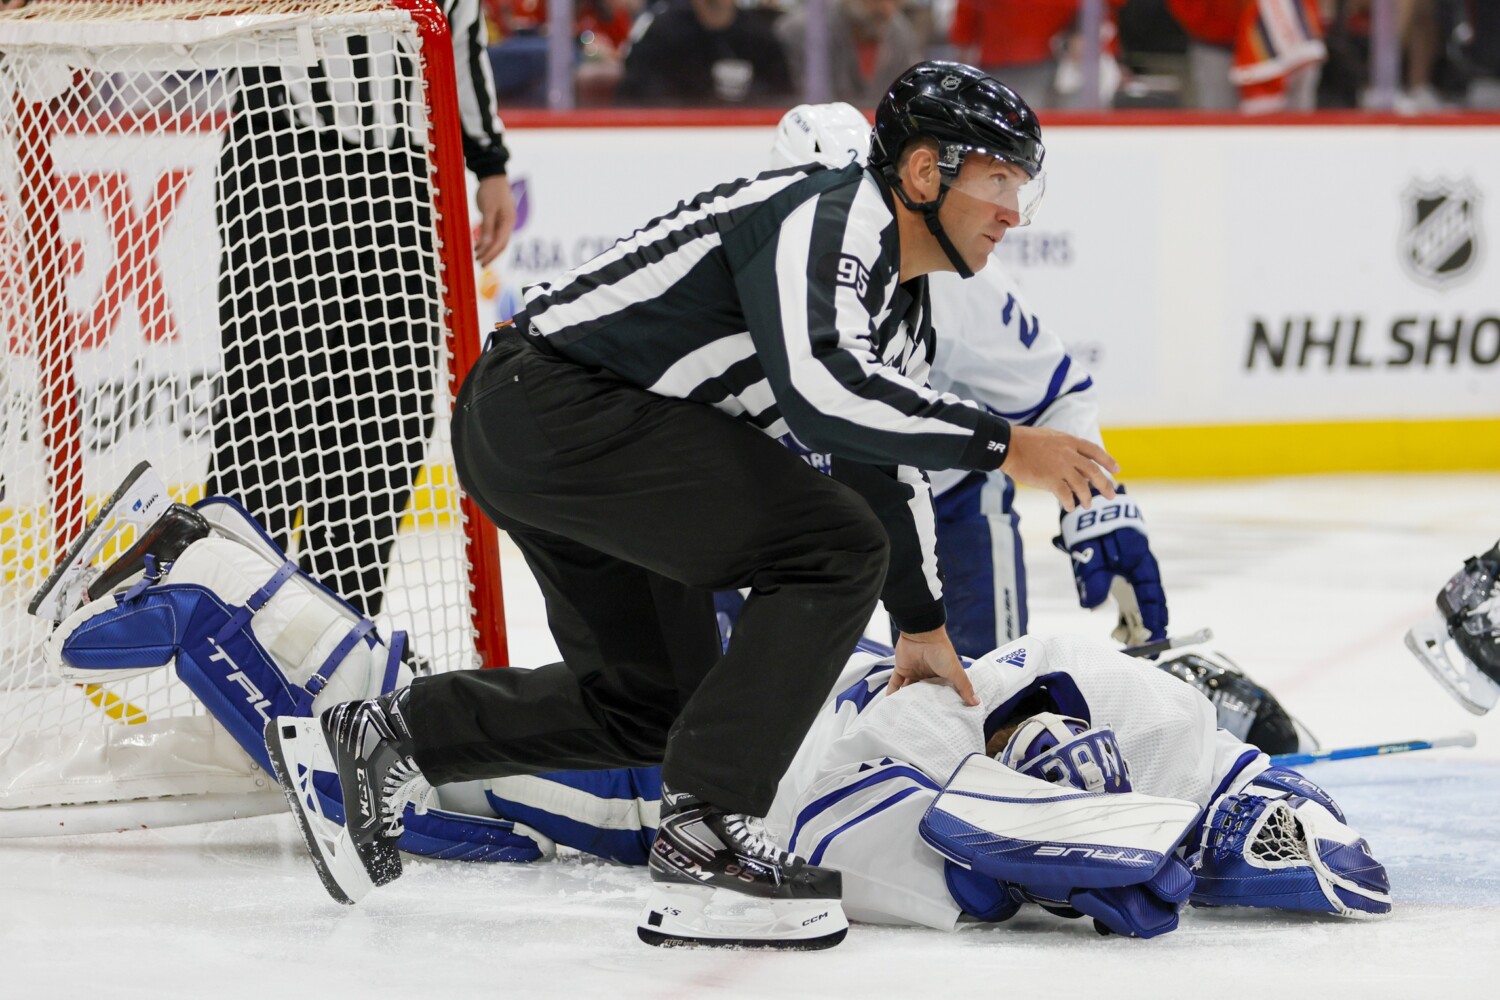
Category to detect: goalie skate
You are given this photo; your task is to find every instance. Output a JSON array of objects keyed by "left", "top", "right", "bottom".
[
  {"left": 28, "top": 461, "right": 174, "bottom": 624},
  {"left": 264, "top": 717, "right": 376, "bottom": 905},
  {"left": 1405, "top": 616, "right": 1499, "bottom": 716},
  {"left": 265, "top": 693, "right": 430, "bottom": 906}
]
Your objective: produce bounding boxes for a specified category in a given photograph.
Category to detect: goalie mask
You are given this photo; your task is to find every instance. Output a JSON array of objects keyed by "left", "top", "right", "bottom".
[
  {"left": 996, "top": 712, "right": 1132, "bottom": 794},
  {"left": 1157, "top": 649, "right": 1303, "bottom": 755}
]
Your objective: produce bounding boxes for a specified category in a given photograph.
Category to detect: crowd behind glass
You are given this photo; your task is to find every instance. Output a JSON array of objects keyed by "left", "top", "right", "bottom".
[{"left": 483, "top": 0, "right": 1500, "bottom": 112}]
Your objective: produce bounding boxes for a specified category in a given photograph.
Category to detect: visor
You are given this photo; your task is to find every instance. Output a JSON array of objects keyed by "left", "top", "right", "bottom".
[{"left": 944, "top": 156, "right": 1046, "bottom": 227}]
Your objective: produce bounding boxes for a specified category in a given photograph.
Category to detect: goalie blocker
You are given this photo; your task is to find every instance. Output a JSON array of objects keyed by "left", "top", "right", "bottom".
[{"left": 37, "top": 474, "right": 550, "bottom": 870}]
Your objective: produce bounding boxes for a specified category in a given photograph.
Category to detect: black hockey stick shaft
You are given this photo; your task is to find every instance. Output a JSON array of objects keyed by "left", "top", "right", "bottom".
[{"left": 1121, "top": 627, "right": 1214, "bottom": 659}]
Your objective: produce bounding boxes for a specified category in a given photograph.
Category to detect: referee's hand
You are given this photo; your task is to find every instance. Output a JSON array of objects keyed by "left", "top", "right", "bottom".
[
  {"left": 473, "top": 174, "right": 516, "bottom": 265},
  {"left": 886, "top": 626, "right": 978, "bottom": 707},
  {"left": 1003, "top": 424, "right": 1119, "bottom": 512}
]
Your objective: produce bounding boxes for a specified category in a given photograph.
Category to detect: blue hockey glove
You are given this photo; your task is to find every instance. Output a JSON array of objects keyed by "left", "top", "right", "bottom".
[
  {"left": 1190, "top": 771, "right": 1390, "bottom": 917},
  {"left": 1054, "top": 485, "right": 1167, "bottom": 647}
]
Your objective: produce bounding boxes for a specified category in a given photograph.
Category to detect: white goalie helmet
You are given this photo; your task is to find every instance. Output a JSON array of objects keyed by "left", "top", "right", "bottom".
[
  {"left": 997, "top": 711, "right": 1132, "bottom": 794},
  {"left": 770, "top": 102, "right": 872, "bottom": 171}
]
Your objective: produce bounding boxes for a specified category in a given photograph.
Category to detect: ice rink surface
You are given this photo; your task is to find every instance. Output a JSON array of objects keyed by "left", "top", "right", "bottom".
[{"left": 4, "top": 473, "right": 1499, "bottom": 999}]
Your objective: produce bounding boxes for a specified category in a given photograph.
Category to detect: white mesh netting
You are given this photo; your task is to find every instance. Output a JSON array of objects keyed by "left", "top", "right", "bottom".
[{"left": 0, "top": 0, "right": 494, "bottom": 828}]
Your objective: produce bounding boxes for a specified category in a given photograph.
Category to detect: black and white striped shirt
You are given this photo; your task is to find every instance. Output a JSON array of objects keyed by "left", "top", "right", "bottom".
[
  {"left": 521, "top": 163, "right": 1012, "bottom": 632},
  {"left": 258, "top": 0, "right": 508, "bottom": 176}
]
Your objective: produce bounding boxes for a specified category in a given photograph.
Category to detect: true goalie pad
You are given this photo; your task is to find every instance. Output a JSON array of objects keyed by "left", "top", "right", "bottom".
[
  {"left": 1190, "top": 771, "right": 1390, "bottom": 917},
  {"left": 47, "top": 493, "right": 546, "bottom": 864},
  {"left": 918, "top": 752, "right": 1200, "bottom": 890}
]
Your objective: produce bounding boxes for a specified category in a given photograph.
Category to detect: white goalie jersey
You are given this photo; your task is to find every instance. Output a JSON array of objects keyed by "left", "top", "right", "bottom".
[{"left": 763, "top": 634, "right": 1271, "bottom": 930}]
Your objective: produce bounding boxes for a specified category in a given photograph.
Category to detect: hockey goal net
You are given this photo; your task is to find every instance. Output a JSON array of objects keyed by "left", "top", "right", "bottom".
[{"left": 0, "top": 0, "right": 505, "bottom": 835}]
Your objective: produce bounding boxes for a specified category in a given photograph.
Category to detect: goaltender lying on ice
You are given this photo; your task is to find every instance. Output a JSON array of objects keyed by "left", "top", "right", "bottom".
[{"left": 42, "top": 491, "right": 1393, "bottom": 938}]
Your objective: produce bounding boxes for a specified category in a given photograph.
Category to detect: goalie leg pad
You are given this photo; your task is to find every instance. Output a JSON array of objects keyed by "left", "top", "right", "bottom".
[
  {"left": 918, "top": 753, "right": 1201, "bottom": 889},
  {"left": 50, "top": 495, "right": 544, "bottom": 866}
]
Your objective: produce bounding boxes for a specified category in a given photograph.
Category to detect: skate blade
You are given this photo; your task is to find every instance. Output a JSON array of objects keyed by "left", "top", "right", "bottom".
[
  {"left": 636, "top": 884, "right": 848, "bottom": 950},
  {"left": 28, "top": 460, "right": 171, "bottom": 623},
  {"left": 1405, "top": 619, "right": 1498, "bottom": 716},
  {"left": 264, "top": 717, "right": 374, "bottom": 905}
]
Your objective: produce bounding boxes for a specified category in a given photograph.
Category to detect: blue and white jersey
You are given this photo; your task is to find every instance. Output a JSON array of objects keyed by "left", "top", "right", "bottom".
[
  {"left": 765, "top": 633, "right": 1270, "bottom": 929},
  {"left": 925, "top": 263, "right": 1102, "bottom": 498},
  {"left": 477, "top": 635, "right": 1269, "bottom": 929}
]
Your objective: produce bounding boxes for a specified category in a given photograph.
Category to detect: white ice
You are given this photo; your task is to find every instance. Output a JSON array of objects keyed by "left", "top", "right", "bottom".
[{"left": 3, "top": 473, "right": 1499, "bottom": 999}]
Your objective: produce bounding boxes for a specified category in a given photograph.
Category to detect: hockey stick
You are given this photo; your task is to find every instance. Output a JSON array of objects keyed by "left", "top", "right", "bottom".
[
  {"left": 1121, "top": 627, "right": 1213, "bottom": 659},
  {"left": 1270, "top": 731, "right": 1477, "bottom": 767}
]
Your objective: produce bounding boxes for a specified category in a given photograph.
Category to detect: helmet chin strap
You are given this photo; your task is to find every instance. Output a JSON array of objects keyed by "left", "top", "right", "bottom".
[{"left": 883, "top": 168, "right": 974, "bottom": 279}]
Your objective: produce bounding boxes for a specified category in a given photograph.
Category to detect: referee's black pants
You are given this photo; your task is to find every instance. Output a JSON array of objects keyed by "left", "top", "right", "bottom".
[{"left": 409, "top": 331, "right": 889, "bottom": 816}]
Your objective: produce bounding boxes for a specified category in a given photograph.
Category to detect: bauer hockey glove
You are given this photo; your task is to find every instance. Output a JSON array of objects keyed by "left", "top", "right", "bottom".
[{"left": 1053, "top": 485, "right": 1167, "bottom": 647}]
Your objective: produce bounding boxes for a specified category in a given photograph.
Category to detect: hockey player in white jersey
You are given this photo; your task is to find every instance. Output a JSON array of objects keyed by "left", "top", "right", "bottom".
[
  {"left": 760, "top": 103, "right": 1167, "bottom": 658},
  {"left": 40, "top": 475, "right": 1386, "bottom": 940},
  {"left": 486, "top": 634, "right": 1389, "bottom": 936}
]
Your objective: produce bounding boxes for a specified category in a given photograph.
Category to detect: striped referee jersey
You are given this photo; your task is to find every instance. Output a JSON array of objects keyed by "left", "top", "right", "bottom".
[{"left": 521, "top": 163, "right": 1014, "bottom": 633}]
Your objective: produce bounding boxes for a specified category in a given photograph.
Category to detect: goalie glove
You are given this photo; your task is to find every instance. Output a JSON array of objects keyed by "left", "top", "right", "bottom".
[
  {"left": 1012, "top": 855, "right": 1196, "bottom": 939},
  {"left": 1053, "top": 486, "right": 1167, "bottom": 648},
  {"left": 1190, "top": 769, "right": 1390, "bottom": 917}
]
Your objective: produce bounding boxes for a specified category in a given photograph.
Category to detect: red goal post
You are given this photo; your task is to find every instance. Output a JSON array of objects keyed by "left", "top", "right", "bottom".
[{"left": 0, "top": 0, "right": 506, "bottom": 834}]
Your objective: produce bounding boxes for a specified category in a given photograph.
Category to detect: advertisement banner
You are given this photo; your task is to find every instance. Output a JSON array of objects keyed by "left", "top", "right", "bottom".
[{"left": 488, "top": 123, "right": 1500, "bottom": 434}]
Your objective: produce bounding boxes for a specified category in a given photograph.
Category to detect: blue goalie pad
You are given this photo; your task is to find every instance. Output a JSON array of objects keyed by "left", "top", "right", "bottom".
[
  {"left": 1191, "top": 789, "right": 1391, "bottom": 916},
  {"left": 482, "top": 768, "right": 662, "bottom": 866},
  {"left": 944, "top": 860, "right": 1021, "bottom": 923},
  {"left": 51, "top": 495, "right": 544, "bottom": 866},
  {"left": 919, "top": 753, "right": 1200, "bottom": 890},
  {"left": 400, "top": 807, "right": 551, "bottom": 863},
  {"left": 1012, "top": 855, "right": 1194, "bottom": 938}
]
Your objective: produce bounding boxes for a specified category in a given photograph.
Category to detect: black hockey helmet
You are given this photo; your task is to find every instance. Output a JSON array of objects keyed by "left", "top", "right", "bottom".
[{"left": 870, "top": 61, "right": 1045, "bottom": 179}]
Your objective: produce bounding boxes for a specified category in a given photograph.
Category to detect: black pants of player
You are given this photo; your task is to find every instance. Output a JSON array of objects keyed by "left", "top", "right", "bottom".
[
  {"left": 209, "top": 88, "right": 435, "bottom": 617},
  {"left": 409, "top": 331, "right": 889, "bottom": 816}
]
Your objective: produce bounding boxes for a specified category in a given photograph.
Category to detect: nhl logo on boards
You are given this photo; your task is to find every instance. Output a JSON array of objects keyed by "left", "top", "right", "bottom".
[{"left": 1399, "top": 179, "right": 1481, "bottom": 289}]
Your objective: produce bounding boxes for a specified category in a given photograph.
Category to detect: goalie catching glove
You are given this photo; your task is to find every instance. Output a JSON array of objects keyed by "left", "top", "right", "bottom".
[
  {"left": 41, "top": 484, "right": 550, "bottom": 868},
  {"left": 1190, "top": 767, "right": 1391, "bottom": 917},
  {"left": 1053, "top": 486, "right": 1168, "bottom": 648}
]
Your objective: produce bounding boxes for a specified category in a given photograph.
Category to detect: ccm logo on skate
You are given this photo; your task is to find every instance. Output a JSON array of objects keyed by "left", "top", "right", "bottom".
[
  {"left": 802, "top": 912, "right": 829, "bottom": 927},
  {"left": 1033, "top": 846, "right": 1153, "bottom": 864},
  {"left": 206, "top": 639, "right": 272, "bottom": 722}
]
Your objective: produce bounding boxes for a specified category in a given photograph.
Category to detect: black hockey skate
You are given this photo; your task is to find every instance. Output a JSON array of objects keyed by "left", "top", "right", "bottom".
[
  {"left": 637, "top": 788, "right": 847, "bottom": 950},
  {"left": 264, "top": 689, "right": 434, "bottom": 904}
]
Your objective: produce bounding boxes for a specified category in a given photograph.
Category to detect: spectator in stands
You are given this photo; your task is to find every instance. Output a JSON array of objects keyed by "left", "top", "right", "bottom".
[
  {"left": 616, "top": 0, "right": 793, "bottom": 105},
  {"left": 776, "top": 0, "right": 923, "bottom": 107},
  {"left": 948, "top": 0, "right": 1126, "bottom": 109},
  {"left": 1166, "top": 0, "right": 1242, "bottom": 108},
  {"left": 1465, "top": 0, "right": 1500, "bottom": 107},
  {"left": 483, "top": 0, "right": 641, "bottom": 106},
  {"left": 1169, "top": 0, "right": 1323, "bottom": 112}
]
